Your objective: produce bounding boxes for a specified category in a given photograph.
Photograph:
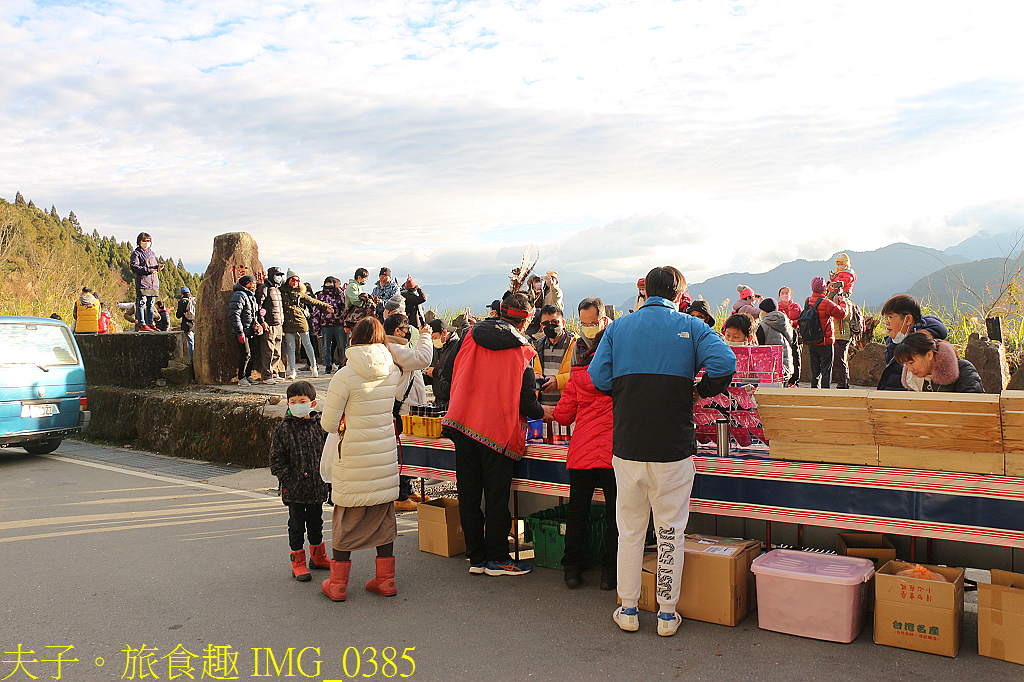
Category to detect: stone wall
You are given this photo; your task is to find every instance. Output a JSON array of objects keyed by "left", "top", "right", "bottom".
[
  {"left": 84, "top": 386, "right": 282, "bottom": 467},
  {"left": 77, "top": 332, "right": 191, "bottom": 388}
]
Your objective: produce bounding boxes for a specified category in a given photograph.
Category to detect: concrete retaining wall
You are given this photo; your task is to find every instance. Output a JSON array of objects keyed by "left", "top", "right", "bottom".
[
  {"left": 84, "top": 387, "right": 281, "bottom": 467},
  {"left": 77, "top": 332, "right": 190, "bottom": 387}
]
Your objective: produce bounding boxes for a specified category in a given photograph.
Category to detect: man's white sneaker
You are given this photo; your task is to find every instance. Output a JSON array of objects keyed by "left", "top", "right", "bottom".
[
  {"left": 286, "top": 373, "right": 296, "bottom": 380},
  {"left": 657, "top": 611, "right": 682, "bottom": 637},
  {"left": 263, "top": 377, "right": 278, "bottom": 385},
  {"left": 613, "top": 606, "right": 639, "bottom": 632},
  {"left": 238, "top": 378, "right": 252, "bottom": 387},
  {"left": 310, "top": 367, "right": 319, "bottom": 378}
]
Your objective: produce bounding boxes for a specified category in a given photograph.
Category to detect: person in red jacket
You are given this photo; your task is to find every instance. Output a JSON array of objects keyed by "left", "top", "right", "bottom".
[
  {"left": 804, "top": 277, "right": 848, "bottom": 389},
  {"left": 552, "top": 297, "right": 617, "bottom": 592},
  {"left": 778, "top": 287, "right": 802, "bottom": 385}
]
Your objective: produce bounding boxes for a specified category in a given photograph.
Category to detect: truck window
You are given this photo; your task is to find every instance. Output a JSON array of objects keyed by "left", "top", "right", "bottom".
[{"left": 0, "top": 322, "right": 80, "bottom": 366}]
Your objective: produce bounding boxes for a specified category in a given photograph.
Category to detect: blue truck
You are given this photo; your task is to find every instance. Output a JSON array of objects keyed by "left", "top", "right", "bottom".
[{"left": 0, "top": 315, "right": 91, "bottom": 454}]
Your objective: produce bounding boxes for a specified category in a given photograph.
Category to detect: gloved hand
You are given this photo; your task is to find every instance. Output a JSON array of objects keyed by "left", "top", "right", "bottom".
[{"left": 238, "top": 334, "right": 247, "bottom": 344}]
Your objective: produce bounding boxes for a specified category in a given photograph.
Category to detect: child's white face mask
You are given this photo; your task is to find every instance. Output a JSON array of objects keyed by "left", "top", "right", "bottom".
[{"left": 288, "top": 401, "right": 315, "bottom": 418}]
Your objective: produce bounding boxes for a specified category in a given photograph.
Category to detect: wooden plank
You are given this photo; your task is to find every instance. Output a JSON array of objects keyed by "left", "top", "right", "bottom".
[
  {"left": 873, "top": 432, "right": 1002, "bottom": 453},
  {"left": 878, "top": 446, "right": 1004, "bottom": 475},
  {"left": 867, "top": 392, "right": 1000, "bottom": 414},
  {"left": 1006, "top": 452, "right": 1024, "bottom": 477},
  {"left": 754, "top": 388, "right": 870, "bottom": 408},
  {"left": 768, "top": 440, "right": 878, "bottom": 466},
  {"left": 872, "top": 421, "right": 1002, "bottom": 443},
  {"left": 760, "top": 428, "right": 863, "bottom": 446},
  {"left": 758, "top": 416, "right": 870, "bottom": 434},
  {"left": 756, "top": 405, "right": 872, "bottom": 423},
  {"left": 869, "top": 410, "right": 1001, "bottom": 429},
  {"left": 1000, "top": 410, "right": 1024, "bottom": 428},
  {"left": 999, "top": 391, "right": 1024, "bottom": 412},
  {"left": 1000, "top": 424, "right": 1024, "bottom": 445}
]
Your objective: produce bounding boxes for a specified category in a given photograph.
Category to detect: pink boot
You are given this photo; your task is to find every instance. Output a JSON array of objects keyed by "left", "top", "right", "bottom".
[
  {"left": 365, "top": 556, "right": 397, "bottom": 597},
  {"left": 321, "top": 560, "right": 351, "bottom": 602}
]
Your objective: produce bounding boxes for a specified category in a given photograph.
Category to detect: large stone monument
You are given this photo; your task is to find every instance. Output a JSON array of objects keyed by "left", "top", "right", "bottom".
[
  {"left": 194, "top": 232, "right": 265, "bottom": 385},
  {"left": 848, "top": 342, "right": 886, "bottom": 388}
]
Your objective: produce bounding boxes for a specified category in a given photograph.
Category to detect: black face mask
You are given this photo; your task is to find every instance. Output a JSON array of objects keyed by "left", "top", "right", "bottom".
[{"left": 543, "top": 323, "right": 562, "bottom": 340}]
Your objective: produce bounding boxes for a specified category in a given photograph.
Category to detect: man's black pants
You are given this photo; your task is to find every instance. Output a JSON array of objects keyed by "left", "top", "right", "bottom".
[
  {"left": 564, "top": 468, "right": 617, "bottom": 570},
  {"left": 451, "top": 431, "right": 515, "bottom": 564}
]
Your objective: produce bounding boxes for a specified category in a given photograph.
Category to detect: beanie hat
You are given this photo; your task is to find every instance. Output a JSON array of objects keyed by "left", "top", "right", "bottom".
[
  {"left": 379, "top": 267, "right": 391, "bottom": 277},
  {"left": 737, "top": 284, "right": 755, "bottom": 300},
  {"left": 285, "top": 268, "right": 298, "bottom": 281},
  {"left": 238, "top": 275, "right": 256, "bottom": 287},
  {"left": 403, "top": 275, "right": 417, "bottom": 290},
  {"left": 811, "top": 276, "right": 826, "bottom": 294},
  {"left": 759, "top": 297, "right": 777, "bottom": 314},
  {"left": 180, "top": 286, "right": 190, "bottom": 295},
  {"left": 835, "top": 253, "right": 851, "bottom": 271},
  {"left": 384, "top": 294, "right": 404, "bottom": 312},
  {"left": 637, "top": 278, "right": 646, "bottom": 288}
]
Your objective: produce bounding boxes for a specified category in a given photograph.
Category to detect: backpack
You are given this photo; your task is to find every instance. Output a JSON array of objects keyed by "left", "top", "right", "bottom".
[
  {"left": 184, "top": 296, "right": 196, "bottom": 321},
  {"left": 848, "top": 301, "right": 863, "bottom": 335},
  {"left": 798, "top": 297, "right": 826, "bottom": 345}
]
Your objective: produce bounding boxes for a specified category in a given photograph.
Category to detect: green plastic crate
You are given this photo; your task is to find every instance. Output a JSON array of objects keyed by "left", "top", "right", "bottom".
[{"left": 524, "top": 503, "right": 607, "bottom": 570}]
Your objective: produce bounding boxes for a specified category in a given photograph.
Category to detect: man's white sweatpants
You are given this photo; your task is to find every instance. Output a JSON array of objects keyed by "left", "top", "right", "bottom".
[{"left": 613, "top": 456, "right": 696, "bottom": 612}]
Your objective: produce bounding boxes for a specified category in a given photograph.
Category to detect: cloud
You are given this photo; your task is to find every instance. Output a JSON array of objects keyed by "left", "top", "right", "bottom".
[{"left": 2, "top": 0, "right": 1024, "bottom": 288}]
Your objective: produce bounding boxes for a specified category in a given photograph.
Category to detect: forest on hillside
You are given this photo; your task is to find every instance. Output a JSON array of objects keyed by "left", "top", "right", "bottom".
[{"left": 0, "top": 192, "right": 201, "bottom": 329}]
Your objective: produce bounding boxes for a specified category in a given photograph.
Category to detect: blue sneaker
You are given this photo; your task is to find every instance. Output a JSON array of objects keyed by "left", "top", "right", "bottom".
[
  {"left": 484, "top": 559, "right": 532, "bottom": 576},
  {"left": 657, "top": 611, "right": 682, "bottom": 636},
  {"left": 468, "top": 562, "right": 487, "bottom": 575},
  {"left": 613, "top": 606, "right": 639, "bottom": 632}
]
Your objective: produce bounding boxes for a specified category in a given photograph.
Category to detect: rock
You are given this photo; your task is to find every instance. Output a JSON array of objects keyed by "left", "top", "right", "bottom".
[
  {"left": 155, "top": 378, "right": 167, "bottom": 387},
  {"left": 965, "top": 332, "right": 1010, "bottom": 394},
  {"left": 1007, "top": 365, "right": 1024, "bottom": 391},
  {"left": 160, "top": 361, "right": 195, "bottom": 385},
  {"left": 76, "top": 331, "right": 190, "bottom": 388},
  {"left": 849, "top": 342, "right": 886, "bottom": 388},
  {"left": 194, "top": 232, "right": 265, "bottom": 385}
]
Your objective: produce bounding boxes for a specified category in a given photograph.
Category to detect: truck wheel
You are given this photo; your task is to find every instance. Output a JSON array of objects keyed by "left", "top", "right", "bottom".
[{"left": 24, "top": 438, "right": 62, "bottom": 455}]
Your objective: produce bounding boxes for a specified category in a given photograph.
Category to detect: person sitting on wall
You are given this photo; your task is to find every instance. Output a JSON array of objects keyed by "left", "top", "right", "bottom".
[
  {"left": 894, "top": 332, "right": 983, "bottom": 393},
  {"left": 877, "top": 294, "right": 948, "bottom": 391}
]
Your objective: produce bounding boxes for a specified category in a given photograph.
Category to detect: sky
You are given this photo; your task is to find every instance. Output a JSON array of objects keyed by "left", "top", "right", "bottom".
[{"left": 3, "top": 0, "right": 1024, "bottom": 287}]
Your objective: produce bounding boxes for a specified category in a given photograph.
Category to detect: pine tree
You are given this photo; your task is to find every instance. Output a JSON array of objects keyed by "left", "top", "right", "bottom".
[
  {"left": 28, "top": 200, "right": 37, "bottom": 210},
  {"left": 68, "top": 211, "right": 82, "bottom": 234},
  {"left": 15, "top": 192, "right": 26, "bottom": 205},
  {"left": 51, "top": 205, "right": 58, "bottom": 218}
]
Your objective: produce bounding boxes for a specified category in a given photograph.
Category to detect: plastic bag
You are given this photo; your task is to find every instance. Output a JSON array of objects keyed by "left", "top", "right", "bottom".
[
  {"left": 321, "top": 431, "right": 342, "bottom": 483},
  {"left": 896, "top": 564, "right": 949, "bottom": 582}
]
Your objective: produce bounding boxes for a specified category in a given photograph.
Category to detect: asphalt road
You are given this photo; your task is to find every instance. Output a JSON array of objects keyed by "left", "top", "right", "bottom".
[{"left": 1, "top": 441, "right": 1020, "bottom": 682}]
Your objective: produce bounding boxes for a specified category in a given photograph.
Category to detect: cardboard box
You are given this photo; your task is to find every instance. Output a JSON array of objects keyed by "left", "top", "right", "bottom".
[
  {"left": 978, "top": 569, "right": 1024, "bottom": 665},
  {"left": 874, "top": 560, "right": 964, "bottom": 658},
  {"left": 417, "top": 498, "right": 465, "bottom": 557},
  {"left": 631, "top": 534, "right": 761, "bottom": 626},
  {"left": 837, "top": 533, "right": 897, "bottom": 569}
]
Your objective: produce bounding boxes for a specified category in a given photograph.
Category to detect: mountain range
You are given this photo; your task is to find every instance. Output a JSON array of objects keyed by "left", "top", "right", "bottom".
[{"left": 418, "top": 230, "right": 1024, "bottom": 317}]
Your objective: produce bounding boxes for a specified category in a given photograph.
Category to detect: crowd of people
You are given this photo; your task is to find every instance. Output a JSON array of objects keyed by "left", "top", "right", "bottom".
[{"left": 264, "top": 251, "right": 988, "bottom": 638}]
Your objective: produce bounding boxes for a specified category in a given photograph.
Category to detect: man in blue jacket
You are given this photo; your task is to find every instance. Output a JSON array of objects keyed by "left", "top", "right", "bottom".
[{"left": 590, "top": 266, "right": 736, "bottom": 637}]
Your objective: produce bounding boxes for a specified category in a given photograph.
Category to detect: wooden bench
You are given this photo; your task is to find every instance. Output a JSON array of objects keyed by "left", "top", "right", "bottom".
[{"left": 756, "top": 388, "right": 1008, "bottom": 476}]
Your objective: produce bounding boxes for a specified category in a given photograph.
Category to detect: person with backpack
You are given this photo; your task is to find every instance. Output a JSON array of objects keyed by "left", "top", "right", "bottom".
[
  {"left": 799, "top": 276, "right": 847, "bottom": 389},
  {"left": 831, "top": 292, "right": 863, "bottom": 389},
  {"left": 176, "top": 287, "right": 196, "bottom": 359}
]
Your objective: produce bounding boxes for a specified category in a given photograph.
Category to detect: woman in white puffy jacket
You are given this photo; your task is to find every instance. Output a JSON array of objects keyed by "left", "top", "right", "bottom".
[{"left": 319, "top": 317, "right": 402, "bottom": 603}]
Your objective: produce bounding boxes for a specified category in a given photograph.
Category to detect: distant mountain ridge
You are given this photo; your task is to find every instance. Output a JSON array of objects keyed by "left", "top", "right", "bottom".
[{"left": 419, "top": 242, "right": 988, "bottom": 315}]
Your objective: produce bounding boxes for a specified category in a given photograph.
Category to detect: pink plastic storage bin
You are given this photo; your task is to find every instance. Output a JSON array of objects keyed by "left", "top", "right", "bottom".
[{"left": 751, "top": 549, "right": 875, "bottom": 643}]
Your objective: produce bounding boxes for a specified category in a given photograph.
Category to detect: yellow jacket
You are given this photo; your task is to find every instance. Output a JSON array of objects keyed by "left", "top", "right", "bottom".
[{"left": 533, "top": 333, "right": 578, "bottom": 392}]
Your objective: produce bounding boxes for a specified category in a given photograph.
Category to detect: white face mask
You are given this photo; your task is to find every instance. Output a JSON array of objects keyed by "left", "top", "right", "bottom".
[
  {"left": 288, "top": 401, "right": 314, "bottom": 418},
  {"left": 725, "top": 339, "right": 746, "bottom": 347},
  {"left": 432, "top": 338, "right": 444, "bottom": 349},
  {"left": 581, "top": 326, "right": 601, "bottom": 339}
]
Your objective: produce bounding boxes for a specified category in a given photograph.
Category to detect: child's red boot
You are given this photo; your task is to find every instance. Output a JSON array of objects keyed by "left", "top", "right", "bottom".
[
  {"left": 290, "top": 550, "right": 311, "bottom": 582},
  {"left": 308, "top": 543, "right": 331, "bottom": 570}
]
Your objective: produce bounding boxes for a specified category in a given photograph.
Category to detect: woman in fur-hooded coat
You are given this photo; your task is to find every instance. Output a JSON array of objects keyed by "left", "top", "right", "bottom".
[{"left": 896, "top": 333, "right": 984, "bottom": 393}]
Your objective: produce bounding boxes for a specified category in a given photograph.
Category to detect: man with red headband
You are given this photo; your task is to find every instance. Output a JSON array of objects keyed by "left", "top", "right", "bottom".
[{"left": 441, "top": 292, "right": 546, "bottom": 576}]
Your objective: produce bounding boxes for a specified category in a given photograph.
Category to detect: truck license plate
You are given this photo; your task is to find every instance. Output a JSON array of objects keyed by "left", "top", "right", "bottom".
[{"left": 21, "top": 404, "right": 57, "bottom": 418}]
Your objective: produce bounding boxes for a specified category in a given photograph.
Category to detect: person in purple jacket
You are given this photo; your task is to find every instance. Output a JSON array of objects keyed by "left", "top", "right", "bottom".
[
  {"left": 313, "top": 277, "right": 349, "bottom": 373},
  {"left": 129, "top": 232, "right": 163, "bottom": 332}
]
